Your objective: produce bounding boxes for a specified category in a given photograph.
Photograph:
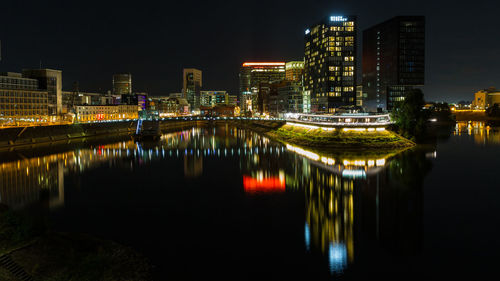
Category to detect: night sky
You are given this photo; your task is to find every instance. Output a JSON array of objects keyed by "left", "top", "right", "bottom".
[{"left": 0, "top": 0, "right": 498, "bottom": 102}]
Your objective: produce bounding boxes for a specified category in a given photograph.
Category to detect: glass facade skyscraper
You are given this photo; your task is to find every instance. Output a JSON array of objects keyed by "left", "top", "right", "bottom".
[
  {"left": 182, "top": 68, "right": 202, "bottom": 111},
  {"left": 362, "top": 16, "right": 425, "bottom": 111}
]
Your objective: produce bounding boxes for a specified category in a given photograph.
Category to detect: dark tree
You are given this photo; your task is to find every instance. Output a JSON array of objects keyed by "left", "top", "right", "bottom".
[{"left": 391, "top": 89, "right": 429, "bottom": 141}]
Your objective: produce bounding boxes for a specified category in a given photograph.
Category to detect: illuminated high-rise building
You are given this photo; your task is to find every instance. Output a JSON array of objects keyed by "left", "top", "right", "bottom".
[
  {"left": 182, "top": 68, "right": 202, "bottom": 111},
  {"left": 362, "top": 16, "right": 425, "bottom": 111},
  {"left": 112, "top": 74, "right": 132, "bottom": 95},
  {"left": 239, "top": 62, "right": 285, "bottom": 114},
  {"left": 304, "top": 16, "right": 357, "bottom": 113}
]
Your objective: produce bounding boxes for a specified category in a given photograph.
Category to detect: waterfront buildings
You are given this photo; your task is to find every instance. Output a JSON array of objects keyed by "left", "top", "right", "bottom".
[
  {"left": 0, "top": 72, "right": 49, "bottom": 126},
  {"left": 74, "top": 104, "right": 138, "bottom": 123},
  {"left": 362, "top": 16, "right": 425, "bottom": 111},
  {"left": 472, "top": 87, "right": 500, "bottom": 110},
  {"left": 304, "top": 16, "right": 357, "bottom": 113},
  {"left": 182, "top": 68, "right": 202, "bottom": 111},
  {"left": 61, "top": 91, "right": 114, "bottom": 113},
  {"left": 239, "top": 62, "right": 285, "bottom": 114},
  {"left": 156, "top": 97, "right": 190, "bottom": 117},
  {"left": 22, "top": 69, "right": 63, "bottom": 117},
  {"left": 199, "top": 105, "right": 238, "bottom": 117}
]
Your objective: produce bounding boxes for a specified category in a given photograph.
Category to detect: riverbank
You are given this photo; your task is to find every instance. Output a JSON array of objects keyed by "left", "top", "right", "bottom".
[
  {"left": 232, "top": 120, "right": 415, "bottom": 152},
  {"left": 0, "top": 120, "right": 205, "bottom": 149},
  {"left": 0, "top": 205, "right": 151, "bottom": 281},
  {"left": 453, "top": 111, "right": 500, "bottom": 122}
]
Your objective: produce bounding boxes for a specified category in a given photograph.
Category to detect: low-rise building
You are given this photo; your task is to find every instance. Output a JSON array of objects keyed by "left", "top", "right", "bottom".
[
  {"left": 228, "top": 95, "right": 238, "bottom": 106},
  {"left": 472, "top": 87, "right": 500, "bottom": 110},
  {"left": 0, "top": 72, "right": 49, "bottom": 126},
  {"left": 157, "top": 97, "right": 190, "bottom": 117},
  {"left": 74, "top": 104, "right": 138, "bottom": 123},
  {"left": 0, "top": 88, "right": 49, "bottom": 126},
  {"left": 199, "top": 105, "right": 238, "bottom": 117}
]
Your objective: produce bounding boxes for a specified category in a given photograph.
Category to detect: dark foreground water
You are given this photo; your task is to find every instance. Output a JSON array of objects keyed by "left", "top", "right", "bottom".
[{"left": 1, "top": 122, "right": 500, "bottom": 280}]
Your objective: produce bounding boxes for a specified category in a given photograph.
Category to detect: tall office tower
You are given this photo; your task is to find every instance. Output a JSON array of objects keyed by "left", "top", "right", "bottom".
[
  {"left": 182, "top": 68, "right": 202, "bottom": 111},
  {"left": 22, "top": 69, "right": 63, "bottom": 116},
  {"left": 285, "top": 61, "right": 305, "bottom": 82},
  {"left": 362, "top": 16, "right": 425, "bottom": 111},
  {"left": 304, "top": 16, "right": 357, "bottom": 113},
  {"left": 239, "top": 62, "right": 285, "bottom": 114},
  {"left": 113, "top": 74, "right": 132, "bottom": 95}
]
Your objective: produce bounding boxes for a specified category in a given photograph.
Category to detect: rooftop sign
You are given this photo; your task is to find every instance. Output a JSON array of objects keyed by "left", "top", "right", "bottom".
[{"left": 330, "top": 16, "right": 347, "bottom": 22}]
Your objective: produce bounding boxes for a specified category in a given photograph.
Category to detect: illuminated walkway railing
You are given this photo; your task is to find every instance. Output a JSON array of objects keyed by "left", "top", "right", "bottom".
[{"left": 285, "top": 113, "right": 393, "bottom": 129}]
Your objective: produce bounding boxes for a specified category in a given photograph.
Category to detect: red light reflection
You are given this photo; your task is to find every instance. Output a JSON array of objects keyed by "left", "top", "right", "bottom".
[{"left": 243, "top": 175, "right": 285, "bottom": 193}]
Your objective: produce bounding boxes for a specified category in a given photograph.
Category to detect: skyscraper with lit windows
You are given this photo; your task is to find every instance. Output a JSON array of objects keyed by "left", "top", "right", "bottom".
[{"left": 304, "top": 16, "right": 357, "bottom": 113}]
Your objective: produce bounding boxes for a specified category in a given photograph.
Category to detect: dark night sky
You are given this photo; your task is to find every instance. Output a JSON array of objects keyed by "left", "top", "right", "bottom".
[{"left": 0, "top": 0, "right": 498, "bottom": 102}]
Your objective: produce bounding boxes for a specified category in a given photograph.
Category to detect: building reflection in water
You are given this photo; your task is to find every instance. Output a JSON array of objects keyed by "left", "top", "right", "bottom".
[
  {"left": 0, "top": 125, "right": 433, "bottom": 276},
  {"left": 0, "top": 141, "right": 136, "bottom": 210},
  {"left": 455, "top": 121, "right": 500, "bottom": 145}
]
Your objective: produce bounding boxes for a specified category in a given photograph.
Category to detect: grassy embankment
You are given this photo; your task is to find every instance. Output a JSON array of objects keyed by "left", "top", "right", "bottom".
[
  {"left": 235, "top": 121, "right": 415, "bottom": 158},
  {"left": 0, "top": 206, "right": 151, "bottom": 281}
]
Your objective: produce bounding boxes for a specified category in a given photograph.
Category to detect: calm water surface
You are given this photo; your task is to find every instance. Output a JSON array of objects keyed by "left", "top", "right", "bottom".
[{"left": 1, "top": 122, "right": 499, "bottom": 280}]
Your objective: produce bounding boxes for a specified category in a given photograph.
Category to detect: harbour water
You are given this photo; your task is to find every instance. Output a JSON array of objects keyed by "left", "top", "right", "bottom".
[{"left": 1, "top": 122, "right": 499, "bottom": 279}]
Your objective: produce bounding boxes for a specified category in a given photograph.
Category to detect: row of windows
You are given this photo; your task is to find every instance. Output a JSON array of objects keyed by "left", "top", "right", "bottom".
[
  {"left": 0, "top": 104, "right": 48, "bottom": 109},
  {"left": 0, "top": 78, "right": 37, "bottom": 84},
  {"left": 0, "top": 110, "right": 48, "bottom": 116},
  {"left": 0, "top": 92, "right": 47, "bottom": 98}
]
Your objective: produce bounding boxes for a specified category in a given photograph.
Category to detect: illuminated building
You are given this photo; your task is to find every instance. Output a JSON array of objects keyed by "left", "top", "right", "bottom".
[
  {"left": 0, "top": 88, "right": 49, "bottom": 126},
  {"left": 239, "top": 62, "right": 285, "bottom": 114},
  {"left": 169, "top": 93, "right": 183, "bottom": 98},
  {"left": 182, "top": 68, "right": 202, "bottom": 111},
  {"left": 199, "top": 105, "right": 238, "bottom": 117},
  {"left": 356, "top": 85, "right": 364, "bottom": 107},
  {"left": 278, "top": 81, "right": 304, "bottom": 115},
  {"left": 286, "top": 61, "right": 304, "bottom": 82},
  {"left": 61, "top": 91, "right": 112, "bottom": 113},
  {"left": 228, "top": 95, "right": 238, "bottom": 107},
  {"left": 200, "top": 91, "right": 229, "bottom": 107},
  {"left": 74, "top": 104, "right": 138, "bottom": 122},
  {"left": 0, "top": 72, "right": 49, "bottom": 126},
  {"left": 304, "top": 16, "right": 357, "bottom": 113},
  {"left": 471, "top": 87, "right": 500, "bottom": 110},
  {"left": 22, "top": 68, "right": 63, "bottom": 117},
  {"left": 362, "top": 16, "right": 425, "bottom": 111},
  {"left": 112, "top": 74, "right": 132, "bottom": 95},
  {"left": 157, "top": 97, "right": 189, "bottom": 117},
  {"left": 0, "top": 72, "right": 38, "bottom": 90}
]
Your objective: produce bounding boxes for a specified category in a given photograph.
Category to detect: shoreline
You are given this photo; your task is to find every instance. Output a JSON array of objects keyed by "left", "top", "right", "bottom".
[{"left": 231, "top": 120, "right": 415, "bottom": 152}]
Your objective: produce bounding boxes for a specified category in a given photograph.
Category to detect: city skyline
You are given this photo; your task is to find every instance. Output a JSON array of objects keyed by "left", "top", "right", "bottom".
[{"left": 0, "top": 0, "right": 498, "bottom": 102}]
